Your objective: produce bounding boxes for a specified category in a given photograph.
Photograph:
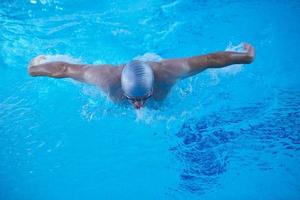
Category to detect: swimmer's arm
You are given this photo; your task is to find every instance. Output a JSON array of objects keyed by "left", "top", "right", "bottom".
[
  {"left": 162, "top": 43, "right": 255, "bottom": 79},
  {"left": 28, "top": 61, "right": 114, "bottom": 84},
  {"left": 29, "top": 61, "right": 87, "bottom": 81}
]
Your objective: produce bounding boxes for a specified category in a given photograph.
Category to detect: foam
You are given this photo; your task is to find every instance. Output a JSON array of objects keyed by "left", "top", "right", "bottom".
[
  {"left": 42, "top": 54, "right": 82, "bottom": 64},
  {"left": 208, "top": 42, "right": 246, "bottom": 82},
  {"left": 133, "top": 52, "right": 162, "bottom": 62},
  {"left": 225, "top": 42, "right": 247, "bottom": 53},
  {"left": 31, "top": 54, "right": 82, "bottom": 66}
]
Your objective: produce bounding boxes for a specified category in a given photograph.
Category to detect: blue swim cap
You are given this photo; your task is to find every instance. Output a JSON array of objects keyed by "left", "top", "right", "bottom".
[{"left": 121, "top": 60, "right": 154, "bottom": 98}]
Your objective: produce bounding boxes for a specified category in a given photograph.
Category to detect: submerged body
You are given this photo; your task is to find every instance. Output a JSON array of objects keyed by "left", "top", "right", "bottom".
[{"left": 29, "top": 43, "right": 255, "bottom": 108}]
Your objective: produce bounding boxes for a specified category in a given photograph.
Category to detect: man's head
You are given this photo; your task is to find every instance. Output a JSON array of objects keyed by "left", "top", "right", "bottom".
[{"left": 121, "top": 60, "right": 154, "bottom": 109}]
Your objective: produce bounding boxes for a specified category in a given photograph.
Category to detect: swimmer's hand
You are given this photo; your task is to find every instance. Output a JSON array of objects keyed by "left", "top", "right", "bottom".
[
  {"left": 243, "top": 43, "right": 255, "bottom": 63},
  {"left": 28, "top": 55, "right": 51, "bottom": 76}
]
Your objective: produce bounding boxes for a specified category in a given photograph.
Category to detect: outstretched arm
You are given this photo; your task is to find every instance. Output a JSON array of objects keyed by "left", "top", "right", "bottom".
[
  {"left": 29, "top": 61, "right": 88, "bottom": 81},
  {"left": 161, "top": 43, "right": 255, "bottom": 79},
  {"left": 28, "top": 55, "right": 115, "bottom": 84}
]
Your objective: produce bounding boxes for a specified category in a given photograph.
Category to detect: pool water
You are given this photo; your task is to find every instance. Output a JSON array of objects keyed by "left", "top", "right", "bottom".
[{"left": 1, "top": 0, "right": 300, "bottom": 199}]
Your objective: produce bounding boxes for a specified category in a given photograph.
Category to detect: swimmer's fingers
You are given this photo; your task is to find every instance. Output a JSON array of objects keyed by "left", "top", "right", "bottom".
[{"left": 243, "top": 43, "right": 255, "bottom": 61}]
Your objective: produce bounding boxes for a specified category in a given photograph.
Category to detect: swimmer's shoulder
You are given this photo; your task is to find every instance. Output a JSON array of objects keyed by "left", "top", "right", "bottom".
[
  {"left": 83, "top": 64, "right": 123, "bottom": 86},
  {"left": 148, "top": 61, "right": 178, "bottom": 83}
]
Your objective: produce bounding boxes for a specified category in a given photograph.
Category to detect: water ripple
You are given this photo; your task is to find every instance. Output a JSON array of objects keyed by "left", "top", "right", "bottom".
[{"left": 172, "top": 89, "right": 300, "bottom": 194}]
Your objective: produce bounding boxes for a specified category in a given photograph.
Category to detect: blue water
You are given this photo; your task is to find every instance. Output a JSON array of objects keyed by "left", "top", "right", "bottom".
[{"left": 1, "top": 0, "right": 300, "bottom": 199}]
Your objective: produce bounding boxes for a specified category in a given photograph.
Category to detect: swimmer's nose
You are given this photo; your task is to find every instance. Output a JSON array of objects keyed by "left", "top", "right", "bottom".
[{"left": 134, "top": 101, "right": 144, "bottom": 109}]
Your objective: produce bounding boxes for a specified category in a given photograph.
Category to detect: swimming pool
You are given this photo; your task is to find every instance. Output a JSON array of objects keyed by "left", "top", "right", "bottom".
[{"left": 1, "top": 0, "right": 300, "bottom": 199}]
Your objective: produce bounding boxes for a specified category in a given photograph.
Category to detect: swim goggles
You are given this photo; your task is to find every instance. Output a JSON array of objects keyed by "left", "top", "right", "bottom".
[{"left": 124, "top": 93, "right": 152, "bottom": 103}]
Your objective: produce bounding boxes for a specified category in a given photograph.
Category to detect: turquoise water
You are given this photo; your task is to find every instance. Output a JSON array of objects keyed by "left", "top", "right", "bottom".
[{"left": 1, "top": 0, "right": 300, "bottom": 199}]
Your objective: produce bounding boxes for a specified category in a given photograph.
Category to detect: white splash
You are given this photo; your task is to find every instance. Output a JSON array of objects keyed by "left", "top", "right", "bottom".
[
  {"left": 135, "top": 108, "right": 154, "bottom": 124},
  {"left": 31, "top": 54, "right": 82, "bottom": 65},
  {"left": 208, "top": 42, "right": 246, "bottom": 83},
  {"left": 45, "top": 54, "right": 82, "bottom": 64},
  {"left": 225, "top": 42, "right": 247, "bottom": 53},
  {"left": 134, "top": 53, "right": 162, "bottom": 62}
]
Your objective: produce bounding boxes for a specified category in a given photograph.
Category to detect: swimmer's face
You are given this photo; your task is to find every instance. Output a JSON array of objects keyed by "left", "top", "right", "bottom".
[
  {"left": 132, "top": 100, "right": 146, "bottom": 109},
  {"left": 124, "top": 93, "right": 152, "bottom": 109}
]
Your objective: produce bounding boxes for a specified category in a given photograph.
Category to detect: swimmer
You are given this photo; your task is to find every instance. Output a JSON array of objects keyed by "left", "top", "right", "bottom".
[{"left": 28, "top": 43, "right": 255, "bottom": 109}]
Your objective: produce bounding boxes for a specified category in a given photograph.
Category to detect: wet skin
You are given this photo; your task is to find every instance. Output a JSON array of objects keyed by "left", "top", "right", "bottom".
[{"left": 29, "top": 43, "right": 255, "bottom": 109}]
